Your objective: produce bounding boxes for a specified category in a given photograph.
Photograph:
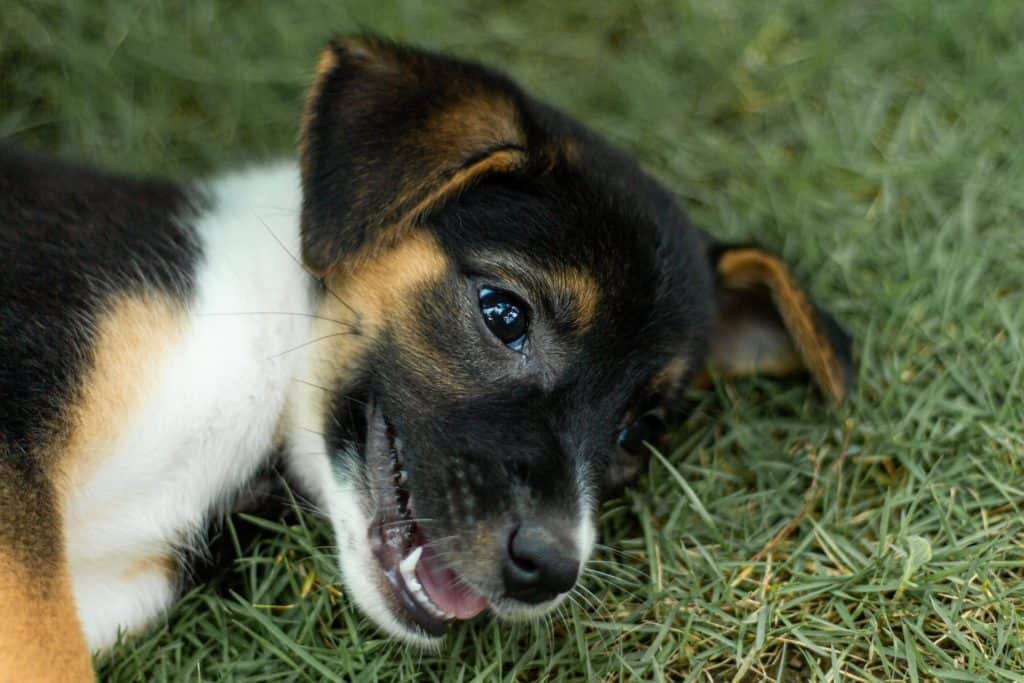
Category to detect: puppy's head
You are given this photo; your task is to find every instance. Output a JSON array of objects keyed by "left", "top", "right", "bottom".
[{"left": 290, "top": 36, "right": 853, "bottom": 644}]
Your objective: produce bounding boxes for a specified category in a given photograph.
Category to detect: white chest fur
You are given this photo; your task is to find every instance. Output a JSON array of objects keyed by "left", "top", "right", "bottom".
[{"left": 64, "top": 163, "right": 314, "bottom": 651}]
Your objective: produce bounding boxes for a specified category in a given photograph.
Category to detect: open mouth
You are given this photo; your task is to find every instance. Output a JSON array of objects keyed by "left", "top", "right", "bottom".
[{"left": 365, "top": 402, "right": 488, "bottom": 637}]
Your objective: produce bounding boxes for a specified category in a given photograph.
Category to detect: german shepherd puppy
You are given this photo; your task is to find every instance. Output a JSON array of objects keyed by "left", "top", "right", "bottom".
[{"left": 0, "top": 37, "right": 852, "bottom": 680}]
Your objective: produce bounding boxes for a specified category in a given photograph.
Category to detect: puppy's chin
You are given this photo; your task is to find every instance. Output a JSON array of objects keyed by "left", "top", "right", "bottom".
[
  {"left": 332, "top": 525, "right": 444, "bottom": 646},
  {"left": 489, "top": 595, "right": 571, "bottom": 623}
]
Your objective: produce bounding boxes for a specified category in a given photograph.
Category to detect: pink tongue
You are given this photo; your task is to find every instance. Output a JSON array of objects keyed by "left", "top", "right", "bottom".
[{"left": 415, "top": 546, "right": 488, "bottom": 620}]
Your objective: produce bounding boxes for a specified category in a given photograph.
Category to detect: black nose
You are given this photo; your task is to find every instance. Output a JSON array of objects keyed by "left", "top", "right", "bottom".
[{"left": 502, "top": 522, "right": 580, "bottom": 604}]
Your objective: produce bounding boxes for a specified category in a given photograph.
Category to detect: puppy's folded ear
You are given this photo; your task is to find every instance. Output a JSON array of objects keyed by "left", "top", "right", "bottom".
[
  {"left": 299, "top": 35, "right": 529, "bottom": 274},
  {"left": 701, "top": 234, "right": 854, "bottom": 405}
]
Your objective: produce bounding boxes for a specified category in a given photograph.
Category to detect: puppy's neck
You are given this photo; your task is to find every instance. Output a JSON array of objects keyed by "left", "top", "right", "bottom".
[{"left": 195, "top": 161, "right": 319, "bottom": 447}]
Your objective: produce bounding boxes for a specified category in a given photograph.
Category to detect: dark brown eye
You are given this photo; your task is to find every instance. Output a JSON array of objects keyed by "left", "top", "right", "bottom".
[
  {"left": 479, "top": 287, "right": 528, "bottom": 351},
  {"left": 617, "top": 411, "right": 667, "bottom": 456}
]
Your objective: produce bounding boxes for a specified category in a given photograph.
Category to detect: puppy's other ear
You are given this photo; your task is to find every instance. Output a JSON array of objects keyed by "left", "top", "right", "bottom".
[
  {"left": 300, "top": 36, "right": 528, "bottom": 273},
  {"left": 702, "top": 236, "right": 854, "bottom": 405}
]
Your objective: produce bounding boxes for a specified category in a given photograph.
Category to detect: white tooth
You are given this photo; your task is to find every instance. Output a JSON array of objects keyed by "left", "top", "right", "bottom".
[
  {"left": 399, "top": 546, "right": 422, "bottom": 578},
  {"left": 410, "top": 582, "right": 449, "bottom": 619},
  {"left": 425, "top": 602, "right": 447, "bottom": 619},
  {"left": 397, "top": 545, "right": 455, "bottom": 620},
  {"left": 397, "top": 469, "right": 408, "bottom": 486}
]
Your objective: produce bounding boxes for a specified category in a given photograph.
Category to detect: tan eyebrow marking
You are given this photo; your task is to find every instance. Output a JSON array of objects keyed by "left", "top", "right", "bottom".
[{"left": 549, "top": 266, "right": 599, "bottom": 331}]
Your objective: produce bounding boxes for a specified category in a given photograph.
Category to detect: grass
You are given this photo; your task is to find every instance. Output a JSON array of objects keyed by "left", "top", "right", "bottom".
[{"left": 4, "top": 0, "right": 1024, "bottom": 680}]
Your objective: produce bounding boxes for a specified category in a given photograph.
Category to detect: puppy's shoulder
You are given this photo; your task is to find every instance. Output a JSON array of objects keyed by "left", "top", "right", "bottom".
[{"left": 0, "top": 148, "right": 203, "bottom": 468}]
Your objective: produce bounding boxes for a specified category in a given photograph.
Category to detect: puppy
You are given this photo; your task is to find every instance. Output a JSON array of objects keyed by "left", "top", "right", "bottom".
[{"left": 0, "top": 36, "right": 852, "bottom": 680}]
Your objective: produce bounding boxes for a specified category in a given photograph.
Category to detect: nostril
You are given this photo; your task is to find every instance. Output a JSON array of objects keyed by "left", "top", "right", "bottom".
[
  {"left": 503, "top": 522, "right": 580, "bottom": 604},
  {"left": 507, "top": 526, "right": 540, "bottom": 575}
]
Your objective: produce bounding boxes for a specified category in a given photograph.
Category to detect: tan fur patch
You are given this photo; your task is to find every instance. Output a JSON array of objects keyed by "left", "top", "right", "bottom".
[
  {"left": 366, "top": 147, "right": 525, "bottom": 259},
  {"left": 540, "top": 136, "right": 582, "bottom": 169},
  {"left": 403, "top": 147, "right": 526, "bottom": 229},
  {"left": 308, "top": 231, "right": 454, "bottom": 397},
  {"left": 651, "top": 355, "right": 692, "bottom": 397},
  {"left": 57, "top": 295, "right": 187, "bottom": 497},
  {"left": 0, "top": 552, "right": 93, "bottom": 682},
  {"left": 716, "top": 249, "right": 846, "bottom": 405},
  {"left": 559, "top": 137, "right": 583, "bottom": 165},
  {"left": 549, "top": 266, "right": 599, "bottom": 330},
  {"left": 120, "top": 554, "right": 176, "bottom": 584},
  {"left": 425, "top": 95, "right": 525, "bottom": 159},
  {"left": 392, "top": 94, "right": 526, "bottom": 228}
]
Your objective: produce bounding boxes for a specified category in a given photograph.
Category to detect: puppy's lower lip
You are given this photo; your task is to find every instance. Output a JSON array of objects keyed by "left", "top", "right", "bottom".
[{"left": 364, "top": 400, "right": 488, "bottom": 635}]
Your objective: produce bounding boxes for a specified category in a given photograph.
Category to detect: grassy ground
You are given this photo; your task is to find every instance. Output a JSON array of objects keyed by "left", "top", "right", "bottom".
[{"left": 4, "top": 1, "right": 1024, "bottom": 680}]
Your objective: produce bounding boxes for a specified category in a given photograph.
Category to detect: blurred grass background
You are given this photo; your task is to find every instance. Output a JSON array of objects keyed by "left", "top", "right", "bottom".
[{"left": 4, "top": 0, "right": 1024, "bottom": 680}]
